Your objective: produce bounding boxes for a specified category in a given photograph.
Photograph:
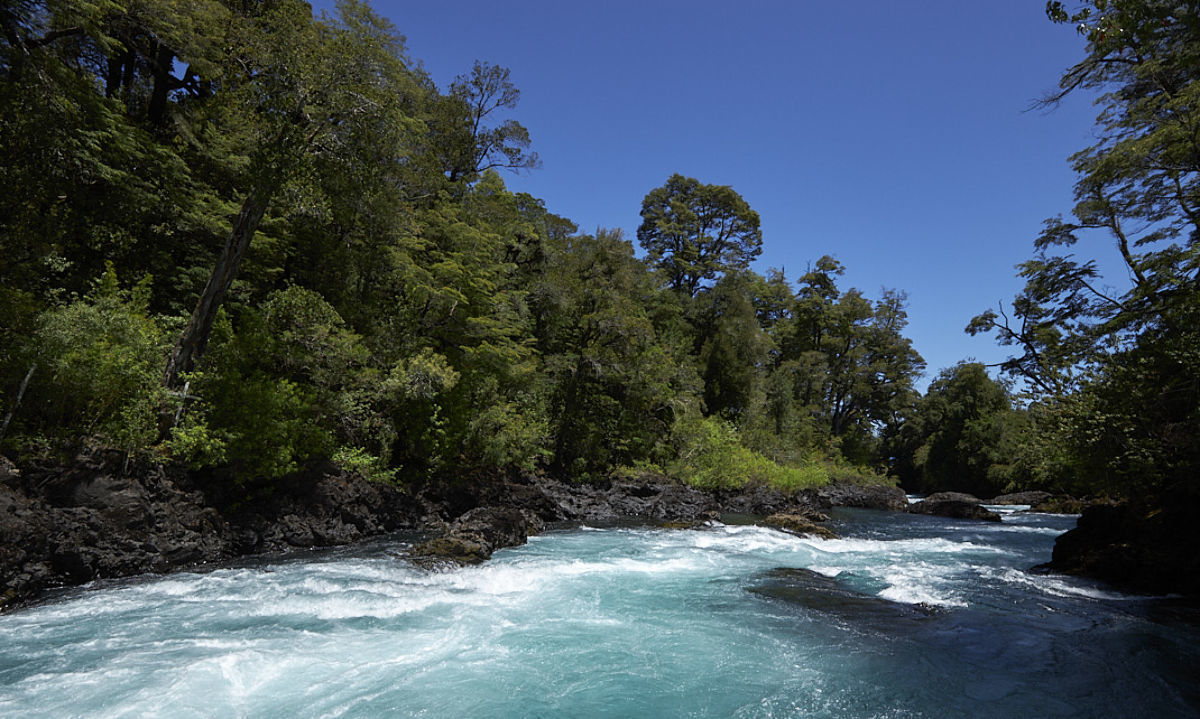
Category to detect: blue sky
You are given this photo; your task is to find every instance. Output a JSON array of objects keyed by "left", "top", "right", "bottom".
[{"left": 357, "top": 0, "right": 1105, "bottom": 388}]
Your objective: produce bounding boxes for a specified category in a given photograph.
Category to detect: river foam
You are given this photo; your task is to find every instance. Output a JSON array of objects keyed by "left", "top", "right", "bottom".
[{"left": 1, "top": 510, "right": 1196, "bottom": 719}]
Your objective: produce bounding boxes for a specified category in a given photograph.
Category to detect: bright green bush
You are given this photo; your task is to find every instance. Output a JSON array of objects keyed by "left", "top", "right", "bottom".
[
  {"left": 668, "top": 414, "right": 828, "bottom": 492},
  {"left": 24, "top": 263, "right": 169, "bottom": 455}
]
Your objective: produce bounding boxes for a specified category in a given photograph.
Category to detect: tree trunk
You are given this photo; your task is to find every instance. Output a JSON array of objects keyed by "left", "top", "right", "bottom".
[
  {"left": 147, "top": 42, "right": 176, "bottom": 127},
  {"left": 0, "top": 363, "right": 36, "bottom": 444},
  {"left": 162, "top": 184, "right": 273, "bottom": 392}
]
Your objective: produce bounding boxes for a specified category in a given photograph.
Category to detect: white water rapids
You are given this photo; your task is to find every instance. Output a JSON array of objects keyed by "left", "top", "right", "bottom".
[{"left": 1, "top": 508, "right": 1197, "bottom": 717}]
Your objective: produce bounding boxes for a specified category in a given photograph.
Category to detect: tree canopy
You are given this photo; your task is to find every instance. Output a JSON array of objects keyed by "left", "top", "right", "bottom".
[
  {"left": 968, "top": 0, "right": 1200, "bottom": 499},
  {"left": 637, "top": 174, "right": 763, "bottom": 297},
  {"left": 0, "top": 0, "right": 924, "bottom": 495}
]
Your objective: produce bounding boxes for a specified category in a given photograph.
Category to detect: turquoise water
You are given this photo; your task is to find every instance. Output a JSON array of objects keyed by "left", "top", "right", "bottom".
[{"left": 1, "top": 508, "right": 1197, "bottom": 718}]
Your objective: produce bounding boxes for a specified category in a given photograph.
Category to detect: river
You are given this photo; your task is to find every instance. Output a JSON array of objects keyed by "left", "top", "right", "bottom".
[{"left": 1, "top": 506, "right": 1197, "bottom": 717}]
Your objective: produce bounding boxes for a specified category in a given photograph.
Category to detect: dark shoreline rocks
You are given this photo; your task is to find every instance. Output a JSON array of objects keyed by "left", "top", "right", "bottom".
[
  {"left": 813, "top": 483, "right": 908, "bottom": 512},
  {"left": 16, "top": 449, "right": 1194, "bottom": 603},
  {"left": 0, "top": 452, "right": 925, "bottom": 610},
  {"left": 1030, "top": 496, "right": 1090, "bottom": 514},
  {"left": 1040, "top": 494, "right": 1200, "bottom": 597},
  {"left": 0, "top": 453, "right": 424, "bottom": 610}
]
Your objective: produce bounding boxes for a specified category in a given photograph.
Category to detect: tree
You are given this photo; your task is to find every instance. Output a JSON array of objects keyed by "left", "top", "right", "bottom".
[
  {"left": 891, "top": 363, "right": 1027, "bottom": 496},
  {"left": 695, "top": 271, "right": 773, "bottom": 420},
  {"left": 970, "top": 1, "right": 1200, "bottom": 499},
  {"left": 422, "top": 60, "right": 540, "bottom": 185},
  {"left": 637, "top": 174, "right": 762, "bottom": 297},
  {"left": 782, "top": 257, "right": 923, "bottom": 448},
  {"left": 162, "top": 0, "right": 426, "bottom": 391},
  {"left": 533, "top": 229, "right": 690, "bottom": 477}
]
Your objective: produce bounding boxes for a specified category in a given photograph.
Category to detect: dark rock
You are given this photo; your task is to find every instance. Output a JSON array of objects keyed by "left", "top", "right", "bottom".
[
  {"left": 535, "top": 473, "right": 719, "bottom": 523},
  {"left": 410, "top": 506, "right": 538, "bottom": 567},
  {"left": 717, "top": 484, "right": 812, "bottom": 516},
  {"left": 922, "top": 491, "right": 984, "bottom": 504},
  {"left": 1030, "top": 495, "right": 1087, "bottom": 514},
  {"left": 760, "top": 513, "right": 838, "bottom": 540},
  {"left": 813, "top": 483, "right": 909, "bottom": 511},
  {"left": 1042, "top": 495, "right": 1200, "bottom": 596},
  {"left": 749, "top": 567, "right": 939, "bottom": 623},
  {"left": 451, "top": 506, "right": 540, "bottom": 553},
  {"left": 411, "top": 536, "right": 490, "bottom": 566},
  {"left": 988, "top": 491, "right": 1052, "bottom": 506},
  {"left": 908, "top": 497, "right": 1001, "bottom": 522},
  {"left": 0, "top": 454, "right": 426, "bottom": 611}
]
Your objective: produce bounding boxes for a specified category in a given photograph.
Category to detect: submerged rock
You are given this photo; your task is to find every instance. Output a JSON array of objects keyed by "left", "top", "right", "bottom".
[
  {"left": 760, "top": 513, "right": 837, "bottom": 539},
  {"left": 749, "top": 567, "right": 939, "bottom": 623}
]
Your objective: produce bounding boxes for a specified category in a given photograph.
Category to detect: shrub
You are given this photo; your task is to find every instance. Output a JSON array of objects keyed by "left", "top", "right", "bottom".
[
  {"left": 668, "top": 414, "right": 828, "bottom": 492},
  {"left": 22, "top": 263, "right": 169, "bottom": 456}
]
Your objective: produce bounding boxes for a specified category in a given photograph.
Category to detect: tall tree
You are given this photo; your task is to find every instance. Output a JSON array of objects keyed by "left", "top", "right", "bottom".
[
  {"left": 431, "top": 60, "right": 539, "bottom": 184},
  {"left": 695, "top": 271, "right": 773, "bottom": 420},
  {"left": 533, "top": 229, "right": 689, "bottom": 477},
  {"left": 637, "top": 173, "right": 762, "bottom": 297},
  {"left": 971, "top": 1, "right": 1200, "bottom": 395},
  {"left": 891, "top": 363, "right": 1027, "bottom": 496},
  {"left": 162, "top": 0, "right": 425, "bottom": 390},
  {"left": 970, "top": 1, "right": 1200, "bottom": 498}
]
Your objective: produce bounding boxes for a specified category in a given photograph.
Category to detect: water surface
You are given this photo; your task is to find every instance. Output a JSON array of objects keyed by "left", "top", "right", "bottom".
[{"left": 1, "top": 508, "right": 1196, "bottom": 718}]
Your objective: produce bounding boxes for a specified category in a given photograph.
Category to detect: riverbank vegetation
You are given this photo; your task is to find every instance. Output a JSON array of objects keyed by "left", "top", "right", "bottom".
[
  {"left": 0, "top": 0, "right": 919, "bottom": 494},
  {"left": 2, "top": 0, "right": 1197, "bottom": 514}
]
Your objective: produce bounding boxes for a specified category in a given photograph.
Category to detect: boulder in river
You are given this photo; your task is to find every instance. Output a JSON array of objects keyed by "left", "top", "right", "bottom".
[
  {"left": 1042, "top": 495, "right": 1200, "bottom": 597},
  {"left": 986, "top": 491, "right": 1052, "bottom": 506},
  {"left": 907, "top": 493, "right": 1001, "bottom": 522},
  {"left": 760, "top": 513, "right": 837, "bottom": 540},
  {"left": 410, "top": 506, "right": 541, "bottom": 568}
]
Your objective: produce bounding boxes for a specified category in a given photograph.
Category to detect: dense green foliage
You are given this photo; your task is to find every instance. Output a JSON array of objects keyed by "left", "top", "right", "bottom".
[
  {"left": 889, "top": 363, "right": 1028, "bottom": 497},
  {"left": 962, "top": 1, "right": 1200, "bottom": 500},
  {"left": 0, "top": 0, "right": 922, "bottom": 493}
]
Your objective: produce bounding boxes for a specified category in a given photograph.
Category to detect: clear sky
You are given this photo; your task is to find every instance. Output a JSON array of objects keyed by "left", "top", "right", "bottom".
[{"left": 352, "top": 0, "right": 1104, "bottom": 389}]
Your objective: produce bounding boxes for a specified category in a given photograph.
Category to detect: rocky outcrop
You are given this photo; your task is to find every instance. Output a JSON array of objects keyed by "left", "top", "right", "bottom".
[
  {"left": 1030, "top": 495, "right": 1088, "bottom": 514},
  {"left": 1041, "top": 493, "right": 1200, "bottom": 596},
  {"left": 717, "top": 484, "right": 809, "bottom": 516},
  {"left": 0, "top": 453, "right": 422, "bottom": 610},
  {"left": 411, "top": 506, "right": 543, "bottom": 567},
  {"left": 760, "top": 513, "right": 837, "bottom": 540},
  {"left": 534, "top": 473, "right": 721, "bottom": 523},
  {"left": 986, "top": 491, "right": 1052, "bottom": 506},
  {"left": 813, "top": 483, "right": 908, "bottom": 511},
  {"left": 907, "top": 492, "right": 1001, "bottom": 522}
]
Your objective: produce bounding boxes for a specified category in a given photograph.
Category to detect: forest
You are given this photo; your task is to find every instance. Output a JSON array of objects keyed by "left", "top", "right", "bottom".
[{"left": 1, "top": 0, "right": 1197, "bottom": 511}]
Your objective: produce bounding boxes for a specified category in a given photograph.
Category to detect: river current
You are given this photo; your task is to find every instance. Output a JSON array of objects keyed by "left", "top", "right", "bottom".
[{"left": 1, "top": 506, "right": 1197, "bottom": 718}]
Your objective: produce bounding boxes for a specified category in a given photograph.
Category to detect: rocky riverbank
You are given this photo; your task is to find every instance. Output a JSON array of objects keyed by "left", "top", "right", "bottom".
[
  {"left": 1039, "top": 488, "right": 1200, "bottom": 597},
  {"left": 14, "top": 450, "right": 1190, "bottom": 606},
  {"left": 0, "top": 454, "right": 908, "bottom": 610}
]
